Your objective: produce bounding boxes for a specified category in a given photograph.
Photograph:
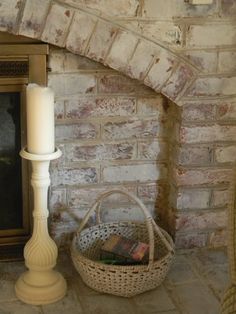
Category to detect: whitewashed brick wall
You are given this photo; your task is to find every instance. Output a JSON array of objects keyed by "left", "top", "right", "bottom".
[
  {"left": 0, "top": 0, "right": 235, "bottom": 249},
  {"left": 48, "top": 48, "right": 170, "bottom": 246}
]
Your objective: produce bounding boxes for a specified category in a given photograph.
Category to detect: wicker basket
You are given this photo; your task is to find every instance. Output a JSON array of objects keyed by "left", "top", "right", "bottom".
[{"left": 71, "top": 189, "right": 175, "bottom": 297}]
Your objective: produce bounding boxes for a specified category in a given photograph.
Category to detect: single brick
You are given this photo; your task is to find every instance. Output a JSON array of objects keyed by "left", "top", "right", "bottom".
[
  {"left": 162, "top": 63, "right": 195, "bottom": 101},
  {"left": 138, "top": 140, "right": 168, "bottom": 160},
  {"left": 144, "top": 51, "right": 177, "bottom": 91},
  {"left": 106, "top": 30, "right": 138, "bottom": 71},
  {"left": 209, "top": 229, "right": 227, "bottom": 248},
  {"left": 177, "top": 189, "right": 210, "bottom": 209},
  {"left": 186, "top": 24, "right": 236, "bottom": 47},
  {"left": 218, "top": 51, "right": 236, "bottom": 73},
  {"left": 102, "top": 163, "right": 167, "bottom": 183},
  {"left": 183, "top": 50, "right": 217, "bottom": 73},
  {"left": 176, "top": 210, "right": 227, "bottom": 231},
  {"left": 101, "top": 203, "right": 155, "bottom": 222},
  {"left": 137, "top": 96, "right": 166, "bottom": 117},
  {"left": 175, "top": 232, "right": 208, "bottom": 249},
  {"left": 127, "top": 40, "right": 157, "bottom": 80},
  {"left": 64, "top": 53, "right": 106, "bottom": 72},
  {"left": 109, "top": 0, "right": 140, "bottom": 16},
  {"left": 51, "top": 167, "right": 98, "bottom": 186},
  {"left": 19, "top": 0, "right": 50, "bottom": 38},
  {"left": 98, "top": 74, "right": 137, "bottom": 94},
  {"left": 103, "top": 119, "right": 166, "bottom": 140},
  {"left": 141, "top": 0, "right": 217, "bottom": 18},
  {"left": 180, "top": 125, "right": 236, "bottom": 144},
  {"left": 68, "top": 185, "right": 137, "bottom": 208},
  {"left": 177, "top": 146, "right": 212, "bottom": 165},
  {"left": 66, "top": 142, "right": 136, "bottom": 161},
  {"left": 64, "top": 74, "right": 96, "bottom": 95},
  {"left": 174, "top": 167, "right": 232, "bottom": 186},
  {"left": 48, "top": 74, "right": 65, "bottom": 97},
  {"left": 215, "top": 145, "right": 236, "bottom": 163},
  {"left": 55, "top": 123, "right": 98, "bottom": 141},
  {"left": 182, "top": 102, "right": 216, "bottom": 121},
  {"left": 65, "top": 97, "right": 135, "bottom": 119},
  {"left": 187, "top": 76, "right": 236, "bottom": 97},
  {"left": 87, "top": 21, "right": 118, "bottom": 63},
  {"left": 49, "top": 49, "right": 65, "bottom": 73},
  {"left": 138, "top": 183, "right": 168, "bottom": 202},
  {"left": 138, "top": 184, "right": 159, "bottom": 201},
  {"left": 116, "top": 98, "right": 137, "bottom": 115},
  {"left": 129, "top": 22, "right": 183, "bottom": 47},
  {"left": 211, "top": 189, "right": 231, "bottom": 207},
  {"left": 0, "top": 0, "right": 23, "bottom": 32},
  {"left": 78, "top": 0, "right": 139, "bottom": 17},
  {"left": 217, "top": 101, "right": 236, "bottom": 120},
  {"left": 41, "top": 4, "right": 73, "bottom": 46},
  {"left": 49, "top": 73, "right": 96, "bottom": 96},
  {"left": 66, "top": 11, "right": 96, "bottom": 55}
]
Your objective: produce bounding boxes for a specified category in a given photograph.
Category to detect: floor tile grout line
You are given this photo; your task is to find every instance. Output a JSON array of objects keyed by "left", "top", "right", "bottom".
[{"left": 182, "top": 251, "right": 227, "bottom": 302}]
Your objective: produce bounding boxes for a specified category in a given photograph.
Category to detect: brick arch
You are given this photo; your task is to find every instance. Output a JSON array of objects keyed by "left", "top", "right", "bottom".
[{"left": 0, "top": 1, "right": 200, "bottom": 105}]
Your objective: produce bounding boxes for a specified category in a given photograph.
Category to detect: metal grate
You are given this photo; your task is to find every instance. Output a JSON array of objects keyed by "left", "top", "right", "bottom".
[{"left": 0, "top": 61, "right": 29, "bottom": 77}]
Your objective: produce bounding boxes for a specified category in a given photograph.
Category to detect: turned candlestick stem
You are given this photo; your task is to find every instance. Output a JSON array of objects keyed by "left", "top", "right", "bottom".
[{"left": 15, "top": 147, "right": 67, "bottom": 305}]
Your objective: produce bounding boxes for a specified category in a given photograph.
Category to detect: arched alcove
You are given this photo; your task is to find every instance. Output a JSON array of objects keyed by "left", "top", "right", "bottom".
[
  {"left": 0, "top": 0, "right": 201, "bottom": 105},
  {"left": 46, "top": 45, "right": 181, "bottom": 248}
]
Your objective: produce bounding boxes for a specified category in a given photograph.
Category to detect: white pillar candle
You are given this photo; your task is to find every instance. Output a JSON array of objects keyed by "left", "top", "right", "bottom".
[{"left": 26, "top": 84, "right": 55, "bottom": 154}]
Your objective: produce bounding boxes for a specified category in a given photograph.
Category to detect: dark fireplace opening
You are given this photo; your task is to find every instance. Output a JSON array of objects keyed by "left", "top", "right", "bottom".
[
  {"left": 0, "top": 92, "right": 23, "bottom": 230},
  {"left": 0, "top": 36, "right": 48, "bottom": 260},
  {"left": 0, "top": 89, "right": 30, "bottom": 261}
]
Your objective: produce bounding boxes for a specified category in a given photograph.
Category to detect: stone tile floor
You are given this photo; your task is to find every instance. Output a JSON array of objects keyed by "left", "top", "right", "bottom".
[{"left": 0, "top": 247, "right": 230, "bottom": 314}]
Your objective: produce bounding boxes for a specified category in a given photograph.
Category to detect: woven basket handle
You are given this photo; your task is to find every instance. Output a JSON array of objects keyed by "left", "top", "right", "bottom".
[
  {"left": 77, "top": 189, "right": 173, "bottom": 265},
  {"left": 95, "top": 189, "right": 173, "bottom": 254}
]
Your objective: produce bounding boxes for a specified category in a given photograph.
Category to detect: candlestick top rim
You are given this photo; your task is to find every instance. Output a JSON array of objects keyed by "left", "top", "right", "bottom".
[{"left": 20, "top": 147, "right": 62, "bottom": 161}]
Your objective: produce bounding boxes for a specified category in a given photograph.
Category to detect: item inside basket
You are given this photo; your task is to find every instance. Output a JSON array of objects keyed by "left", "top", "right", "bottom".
[{"left": 100, "top": 234, "right": 149, "bottom": 265}]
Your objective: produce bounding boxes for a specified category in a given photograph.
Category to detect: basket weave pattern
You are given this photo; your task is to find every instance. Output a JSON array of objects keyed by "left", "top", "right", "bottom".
[
  {"left": 71, "top": 189, "right": 174, "bottom": 297},
  {"left": 221, "top": 285, "right": 236, "bottom": 313}
]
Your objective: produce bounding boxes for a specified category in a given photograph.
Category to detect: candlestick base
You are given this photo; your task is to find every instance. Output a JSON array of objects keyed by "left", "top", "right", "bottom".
[
  {"left": 15, "top": 147, "right": 67, "bottom": 305},
  {"left": 15, "top": 270, "right": 67, "bottom": 305}
]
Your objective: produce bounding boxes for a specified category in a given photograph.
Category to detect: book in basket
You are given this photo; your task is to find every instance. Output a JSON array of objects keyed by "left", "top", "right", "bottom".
[{"left": 100, "top": 234, "right": 149, "bottom": 264}]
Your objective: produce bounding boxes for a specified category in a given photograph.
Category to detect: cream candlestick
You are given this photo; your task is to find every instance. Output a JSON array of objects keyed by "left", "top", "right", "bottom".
[
  {"left": 15, "top": 84, "right": 66, "bottom": 304},
  {"left": 26, "top": 84, "right": 55, "bottom": 154},
  {"left": 15, "top": 148, "right": 67, "bottom": 305}
]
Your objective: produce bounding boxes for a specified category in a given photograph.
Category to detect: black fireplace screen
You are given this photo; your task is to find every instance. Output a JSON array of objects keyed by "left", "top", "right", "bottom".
[{"left": 0, "top": 92, "right": 23, "bottom": 230}]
